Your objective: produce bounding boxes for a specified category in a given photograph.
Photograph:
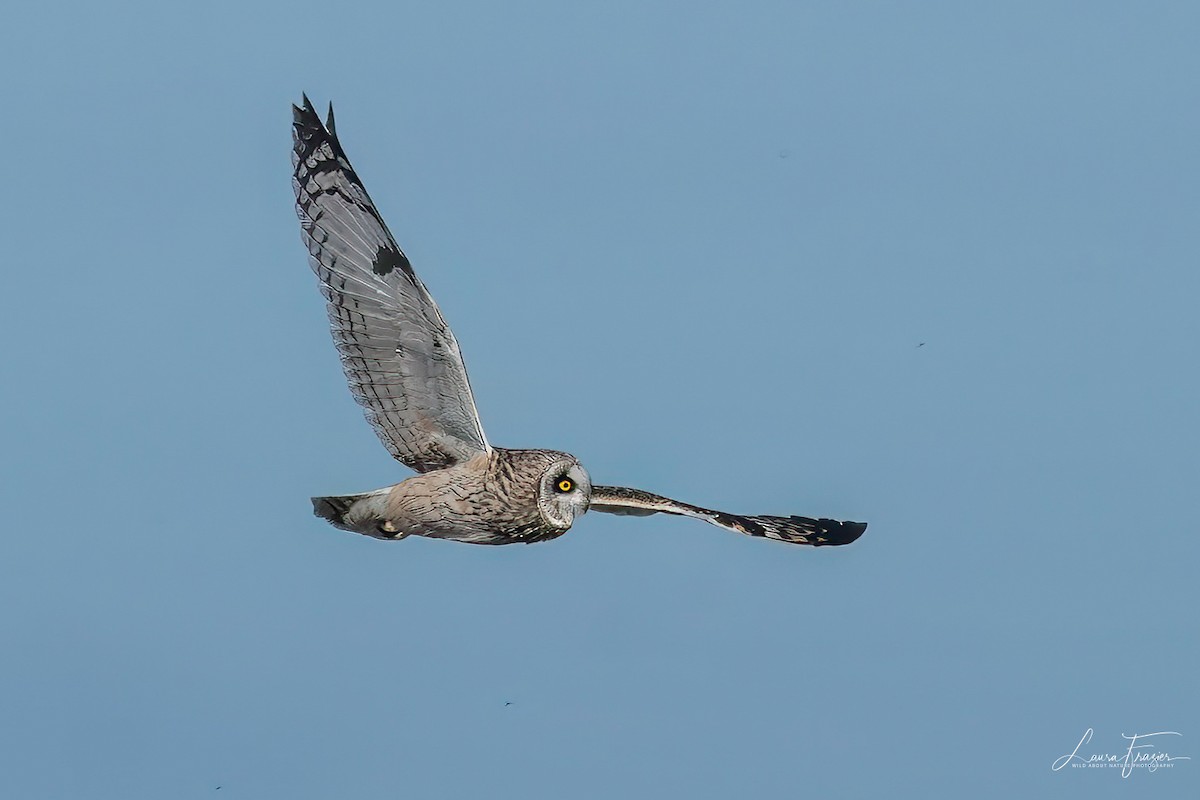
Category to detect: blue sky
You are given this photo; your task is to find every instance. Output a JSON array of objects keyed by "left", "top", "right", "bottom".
[{"left": 1, "top": 1, "right": 1197, "bottom": 797}]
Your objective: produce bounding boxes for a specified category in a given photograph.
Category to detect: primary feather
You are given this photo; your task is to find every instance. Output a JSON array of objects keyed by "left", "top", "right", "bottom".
[{"left": 292, "top": 96, "right": 490, "bottom": 473}]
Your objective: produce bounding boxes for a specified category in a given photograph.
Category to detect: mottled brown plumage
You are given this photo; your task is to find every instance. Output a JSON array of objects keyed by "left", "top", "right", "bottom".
[{"left": 320, "top": 449, "right": 589, "bottom": 545}]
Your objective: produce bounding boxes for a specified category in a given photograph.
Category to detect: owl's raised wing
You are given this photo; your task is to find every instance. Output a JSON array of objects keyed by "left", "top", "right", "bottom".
[
  {"left": 292, "top": 96, "right": 490, "bottom": 473},
  {"left": 589, "top": 486, "right": 866, "bottom": 546}
]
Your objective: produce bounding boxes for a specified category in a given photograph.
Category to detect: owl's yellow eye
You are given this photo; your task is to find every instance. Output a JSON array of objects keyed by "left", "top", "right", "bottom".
[{"left": 556, "top": 478, "right": 574, "bottom": 493}]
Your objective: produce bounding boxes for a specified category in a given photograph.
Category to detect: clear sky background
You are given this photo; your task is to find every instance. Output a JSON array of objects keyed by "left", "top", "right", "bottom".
[{"left": 2, "top": 1, "right": 1197, "bottom": 797}]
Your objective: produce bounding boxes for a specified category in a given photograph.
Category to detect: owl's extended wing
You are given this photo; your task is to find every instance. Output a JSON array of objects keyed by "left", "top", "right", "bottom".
[
  {"left": 292, "top": 96, "right": 490, "bottom": 473},
  {"left": 589, "top": 486, "right": 866, "bottom": 546}
]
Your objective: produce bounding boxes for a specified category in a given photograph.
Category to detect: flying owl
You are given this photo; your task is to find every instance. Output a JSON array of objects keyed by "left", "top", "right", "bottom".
[{"left": 292, "top": 96, "right": 867, "bottom": 548}]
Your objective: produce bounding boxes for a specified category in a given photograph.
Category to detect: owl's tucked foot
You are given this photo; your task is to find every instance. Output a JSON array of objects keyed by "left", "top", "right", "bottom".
[{"left": 375, "top": 519, "right": 412, "bottom": 540}]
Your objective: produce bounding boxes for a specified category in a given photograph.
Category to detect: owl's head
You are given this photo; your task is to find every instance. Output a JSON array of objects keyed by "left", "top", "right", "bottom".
[{"left": 537, "top": 458, "right": 592, "bottom": 530}]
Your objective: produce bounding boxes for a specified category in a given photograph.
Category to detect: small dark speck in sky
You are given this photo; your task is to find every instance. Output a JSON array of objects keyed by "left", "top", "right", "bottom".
[{"left": 917, "top": 342, "right": 925, "bottom": 348}]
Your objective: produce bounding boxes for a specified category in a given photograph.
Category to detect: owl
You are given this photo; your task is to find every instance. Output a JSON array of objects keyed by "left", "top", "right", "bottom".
[{"left": 292, "top": 96, "right": 866, "bottom": 548}]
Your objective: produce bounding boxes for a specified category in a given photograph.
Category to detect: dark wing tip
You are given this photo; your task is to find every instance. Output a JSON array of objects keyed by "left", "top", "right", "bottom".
[
  {"left": 291, "top": 95, "right": 348, "bottom": 164},
  {"left": 715, "top": 512, "right": 868, "bottom": 547},
  {"left": 292, "top": 94, "right": 326, "bottom": 153},
  {"left": 292, "top": 93, "right": 320, "bottom": 127},
  {"left": 811, "top": 518, "right": 867, "bottom": 546}
]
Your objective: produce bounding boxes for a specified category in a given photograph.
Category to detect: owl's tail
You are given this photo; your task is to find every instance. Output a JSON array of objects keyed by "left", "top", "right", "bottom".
[{"left": 311, "top": 487, "right": 399, "bottom": 538}]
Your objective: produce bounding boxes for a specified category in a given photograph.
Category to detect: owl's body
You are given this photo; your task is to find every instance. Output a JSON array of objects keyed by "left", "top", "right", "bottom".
[
  {"left": 292, "top": 96, "right": 867, "bottom": 550},
  {"left": 314, "top": 449, "right": 591, "bottom": 545}
]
